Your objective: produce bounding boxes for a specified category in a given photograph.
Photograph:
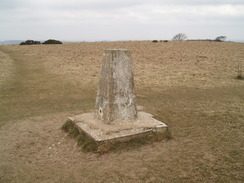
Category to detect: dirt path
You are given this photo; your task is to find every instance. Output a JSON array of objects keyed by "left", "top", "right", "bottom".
[
  {"left": 0, "top": 49, "right": 14, "bottom": 89},
  {"left": 0, "top": 47, "right": 95, "bottom": 126}
]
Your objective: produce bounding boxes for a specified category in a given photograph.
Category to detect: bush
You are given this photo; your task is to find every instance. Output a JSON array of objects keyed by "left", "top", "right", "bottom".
[
  {"left": 172, "top": 33, "right": 187, "bottom": 41},
  {"left": 215, "top": 36, "right": 226, "bottom": 42},
  {"left": 152, "top": 40, "right": 158, "bottom": 43},
  {"left": 20, "top": 40, "right": 41, "bottom": 45},
  {"left": 43, "top": 39, "right": 62, "bottom": 44},
  {"left": 159, "top": 40, "right": 168, "bottom": 43}
]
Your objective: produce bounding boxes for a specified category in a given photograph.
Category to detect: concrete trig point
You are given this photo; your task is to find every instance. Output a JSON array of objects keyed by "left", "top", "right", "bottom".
[
  {"left": 96, "top": 49, "right": 137, "bottom": 123},
  {"left": 68, "top": 49, "right": 168, "bottom": 142}
]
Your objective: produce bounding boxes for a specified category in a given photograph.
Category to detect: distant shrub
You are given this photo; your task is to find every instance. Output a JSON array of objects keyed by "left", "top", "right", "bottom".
[
  {"left": 215, "top": 36, "right": 226, "bottom": 42},
  {"left": 172, "top": 33, "right": 187, "bottom": 41},
  {"left": 159, "top": 40, "right": 168, "bottom": 43},
  {"left": 20, "top": 40, "right": 41, "bottom": 45},
  {"left": 43, "top": 39, "right": 62, "bottom": 44},
  {"left": 152, "top": 40, "right": 158, "bottom": 43}
]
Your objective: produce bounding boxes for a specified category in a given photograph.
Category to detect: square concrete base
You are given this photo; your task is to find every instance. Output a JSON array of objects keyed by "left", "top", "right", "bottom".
[{"left": 68, "top": 112, "right": 168, "bottom": 143}]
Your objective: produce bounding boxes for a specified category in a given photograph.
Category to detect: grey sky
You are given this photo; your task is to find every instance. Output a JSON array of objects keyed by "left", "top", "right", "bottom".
[{"left": 0, "top": 0, "right": 244, "bottom": 41}]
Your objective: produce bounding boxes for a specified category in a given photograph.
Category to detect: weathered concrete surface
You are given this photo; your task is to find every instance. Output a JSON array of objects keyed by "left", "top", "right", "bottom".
[
  {"left": 95, "top": 49, "right": 137, "bottom": 124},
  {"left": 69, "top": 112, "right": 167, "bottom": 142},
  {"left": 68, "top": 49, "right": 167, "bottom": 143}
]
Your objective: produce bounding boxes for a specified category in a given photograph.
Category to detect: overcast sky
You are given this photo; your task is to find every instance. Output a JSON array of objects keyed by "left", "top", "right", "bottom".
[{"left": 0, "top": 0, "right": 244, "bottom": 41}]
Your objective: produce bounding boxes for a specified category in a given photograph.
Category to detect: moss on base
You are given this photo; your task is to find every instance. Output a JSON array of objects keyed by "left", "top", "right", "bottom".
[
  {"left": 62, "top": 120, "right": 99, "bottom": 152},
  {"left": 61, "top": 120, "right": 80, "bottom": 138}
]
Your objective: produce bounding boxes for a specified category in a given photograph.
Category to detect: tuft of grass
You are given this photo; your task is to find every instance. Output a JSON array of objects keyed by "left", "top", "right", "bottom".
[
  {"left": 162, "top": 128, "right": 173, "bottom": 140},
  {"left": 61, "top": 120, "right": 73, "bottom": 132},
  {"left": 82, "top": 139, "right": 98, "bottom": 152},
  {"left": 77, "top": 133, "right": 86, "bottom": 146},
  {"left": 61, "top": 120, "right": 99, "bottom": 152},
  {"left": 61, "top": 120, "right": 80, "bottom": 137},
  {"left": 77, "top": 132, "right": 98, "bottom": 152},
  {"left": 236, "top": 75, "right": 244, "bottom": 80},
  {"left": 236, "top": 65, "right": 243, "bottom": 80}
]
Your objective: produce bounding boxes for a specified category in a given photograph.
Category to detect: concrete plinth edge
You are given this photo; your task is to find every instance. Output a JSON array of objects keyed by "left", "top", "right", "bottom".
[{"left": 68, "top": 112, "right": 168, "bottom": 143}]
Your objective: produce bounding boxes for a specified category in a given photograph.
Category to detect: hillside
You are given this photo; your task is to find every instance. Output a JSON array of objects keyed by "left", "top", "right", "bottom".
[{"left": 0, "top": 41, "right": 243, "bottom": 183}]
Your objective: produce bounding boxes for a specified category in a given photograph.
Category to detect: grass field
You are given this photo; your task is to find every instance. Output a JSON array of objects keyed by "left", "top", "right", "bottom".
[{"left": 0, "top": 41, "right": 243, "bottom": 182}]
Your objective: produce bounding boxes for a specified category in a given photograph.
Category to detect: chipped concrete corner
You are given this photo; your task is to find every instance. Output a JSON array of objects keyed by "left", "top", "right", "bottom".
[{"left": 68, "top": 49, "right": 168, "bottom": 143}]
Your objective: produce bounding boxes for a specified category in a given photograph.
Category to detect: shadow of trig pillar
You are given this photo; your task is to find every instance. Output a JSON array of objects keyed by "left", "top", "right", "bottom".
[{"left": 95, "top": 49, "right": 137, "bottom": 124}]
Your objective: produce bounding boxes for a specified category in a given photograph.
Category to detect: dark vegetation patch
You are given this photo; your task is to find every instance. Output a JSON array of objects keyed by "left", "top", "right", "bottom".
[
  {"left": 43, "top": 39, "right": 62, "bottom": 44},
  {"left": 237, "top": 66, "right": 243, "bottom": 80},
  {"left": 236, "top": 75, "right": 244, "bottom": 80},
  {"left": 20, "top": 39, "right": 63, "bottom": 45},
  {"left": 20, "top": 40, "right": 41, "bottom": 45}
]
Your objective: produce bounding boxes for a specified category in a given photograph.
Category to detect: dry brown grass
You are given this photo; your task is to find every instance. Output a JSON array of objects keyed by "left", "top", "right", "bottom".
[
  {"left": 0, "top": 50, "right": 13, "bottom": 88},
  {"left": 0, "top": 41, "right": 243, "bottom": 183},
  {"left": 4, "top": 41, "right": 244, "bottom": 90},
  {"left": 0, "top": 47, "right": 95, "bottom": 126}
]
